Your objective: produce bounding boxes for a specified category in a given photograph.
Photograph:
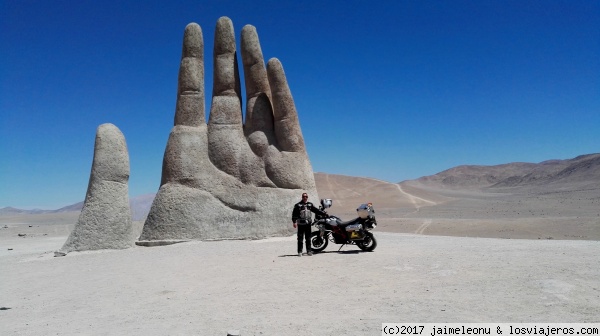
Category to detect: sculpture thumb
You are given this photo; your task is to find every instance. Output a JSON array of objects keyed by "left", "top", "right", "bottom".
[{"left": 61, "top": 123, "right": 133, "bottom": 252}]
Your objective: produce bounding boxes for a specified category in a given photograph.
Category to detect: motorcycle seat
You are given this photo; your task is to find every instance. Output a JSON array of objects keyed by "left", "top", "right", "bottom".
[{"left": 335, "top": 217, "right": 361, "bottom": 226}]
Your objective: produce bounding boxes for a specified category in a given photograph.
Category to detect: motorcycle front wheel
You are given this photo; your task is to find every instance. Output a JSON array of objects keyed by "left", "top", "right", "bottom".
[
  {"left": 356, "top": 231, "right": 377, "bottom": 252},
  {"left": 310, "top": 231, "right": 329, "bottom": 253}
]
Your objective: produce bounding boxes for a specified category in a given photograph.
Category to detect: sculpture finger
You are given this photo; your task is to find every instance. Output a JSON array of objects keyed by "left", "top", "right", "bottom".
[
  {"left": 174, "top": 23, "right": 205, "bottom": 126},
  {"left": 62, "top": 123, "right": 132, "bottom": 252},
  {"left": 207, "top": 17, "right": 244, "bottom": 178},
  {"left": 207, "top": 17, "right": 273, "bottom": 188},
  {"left": 241, "top": 25, "right": 271, "bottom": 101},
  {"left": 241, "top": 25, "right": 276, "bottom": 156},
  {"left": 208, "top": 17, "right": 243, "bottom": 179},
  {"left": 209, "top": 17, "right": 242, "bottom": 125},
  {"left": 267, "top": 58, "right": 306, "bottom": 153}
]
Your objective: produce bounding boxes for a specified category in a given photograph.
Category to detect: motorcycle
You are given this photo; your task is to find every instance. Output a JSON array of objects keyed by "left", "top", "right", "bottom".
[{"left": 310, "top": 199, "right": 378, "bottom": 253}]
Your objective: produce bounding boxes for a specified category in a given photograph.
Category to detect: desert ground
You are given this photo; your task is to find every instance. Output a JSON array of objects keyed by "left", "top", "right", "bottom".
[
  {"left": 314, "top": 172, "right": 600, "bottom": 241},
  {"left": 2, "top": 170, "right": 599, "bottom": 335}
]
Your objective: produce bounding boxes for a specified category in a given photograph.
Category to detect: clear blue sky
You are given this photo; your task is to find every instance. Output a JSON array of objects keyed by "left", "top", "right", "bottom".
[{"left": 1, "top": 0, "right": 599, "bottom": 209}]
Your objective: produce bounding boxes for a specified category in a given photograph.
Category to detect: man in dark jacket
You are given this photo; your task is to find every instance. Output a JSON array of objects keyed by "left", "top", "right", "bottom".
[{"left": 292, "top": 193, "right": 326, "bottom": 256}]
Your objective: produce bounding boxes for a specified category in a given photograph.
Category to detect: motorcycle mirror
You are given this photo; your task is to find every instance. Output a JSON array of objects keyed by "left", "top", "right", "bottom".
[{"left": 320, "top": 198, "right": 333, "bottom": 209}]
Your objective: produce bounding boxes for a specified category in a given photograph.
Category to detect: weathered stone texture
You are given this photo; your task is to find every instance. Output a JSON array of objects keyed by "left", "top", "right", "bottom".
[
  {"left": 62, "top": 123, "right": 133, "bottom": 252},
  {"left": 140, "top": 17, "right": 318, "bottom": 242}
]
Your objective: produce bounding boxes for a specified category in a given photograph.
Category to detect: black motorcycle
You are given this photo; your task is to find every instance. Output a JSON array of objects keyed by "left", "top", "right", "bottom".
[{"left": 310, "top": 199, "right": 378, "bottom": 253}]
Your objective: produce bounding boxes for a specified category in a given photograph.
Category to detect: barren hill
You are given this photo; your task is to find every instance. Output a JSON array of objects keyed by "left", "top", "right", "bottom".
[
  {"left": 413, "top": 153, "right": 600, "bottom": 190},
  {"left": 0, "top": 203, "right": 84, "bottom": 216},
  {"left": 313, "top": 172, "right": 448, "bottom": 218},
  {"left": 315, "top": 153, "right": 599, "bottom": 240},
  {"left": 492, "top": 153, "right": 600, "bottom": 188}
]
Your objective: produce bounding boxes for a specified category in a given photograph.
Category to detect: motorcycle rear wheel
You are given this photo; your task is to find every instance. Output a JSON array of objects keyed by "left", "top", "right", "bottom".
[
  {"left": 356, "top": 231, "right": 377, "bottom": 252},
  {"left": 310, "top": 231, "right": 329, "bottom": 252}
]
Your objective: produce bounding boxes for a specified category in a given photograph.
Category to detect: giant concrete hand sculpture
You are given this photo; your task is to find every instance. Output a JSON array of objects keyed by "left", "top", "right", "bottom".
[
  {"left": 138, "top": 17, "right": 318, "bottom": 242},
  {"left": 62, "top": 123, "right": 133, "bottom": 252}
]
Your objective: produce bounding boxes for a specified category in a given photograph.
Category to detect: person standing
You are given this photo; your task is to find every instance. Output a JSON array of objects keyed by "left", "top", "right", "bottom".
[{"left": 292, "top": 193, "right": 326, "bottom": 256}]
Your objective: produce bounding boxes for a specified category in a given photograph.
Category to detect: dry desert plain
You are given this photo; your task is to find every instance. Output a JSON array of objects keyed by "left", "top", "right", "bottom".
[{"left": 1, "top": 164, "right": 599, "bottom": 335}]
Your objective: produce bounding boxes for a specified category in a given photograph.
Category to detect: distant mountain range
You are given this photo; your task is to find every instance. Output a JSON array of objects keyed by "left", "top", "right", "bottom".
[
  {"left": 0, "top": 194, "right": 156, "bottom": 221},
  {"left": 415, "top": 153, "right": 600, "bottom": 189},
  {"left": 0, "top": 202, "right": 84, "bottom": 216},
  {"left": 2, "top": 153, "right": 598, "bottom": 218}
]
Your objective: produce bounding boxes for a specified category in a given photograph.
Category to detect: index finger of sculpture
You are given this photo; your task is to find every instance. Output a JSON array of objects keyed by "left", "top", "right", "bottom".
[
  {"left": 241, "top": 25, "right": 276, "bottom": 156},
  {"left": 241, "top": 25, "right": 272, "bottom": 135},
  {"left": 174, "top": 23, "right": 205, "bottom": 127},
  {"left": 267, "top": 58, "right": 307, "bottom": 153},
  {"left": 241, "top": 25, "right": 271, "bottom": 100}
]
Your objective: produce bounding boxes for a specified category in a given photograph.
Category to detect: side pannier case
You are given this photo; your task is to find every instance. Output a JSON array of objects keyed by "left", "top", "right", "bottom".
[{"left": 357, "top": 203, "right": 375, "bottom": 219}]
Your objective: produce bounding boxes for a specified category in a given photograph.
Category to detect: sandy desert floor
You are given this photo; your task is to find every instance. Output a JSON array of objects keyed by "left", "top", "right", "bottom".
[
  {"left": 2, "top": 179, "right": 599, "bottom": 335},
  {"left": 378, "top": 183, "right": 600, "bottom": 241},
  {"left": 1, "top": 216, "right": 599, "bottom": 335},
  {"left": 313, "top": 173, "right": 600, "bottom": 241}
]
